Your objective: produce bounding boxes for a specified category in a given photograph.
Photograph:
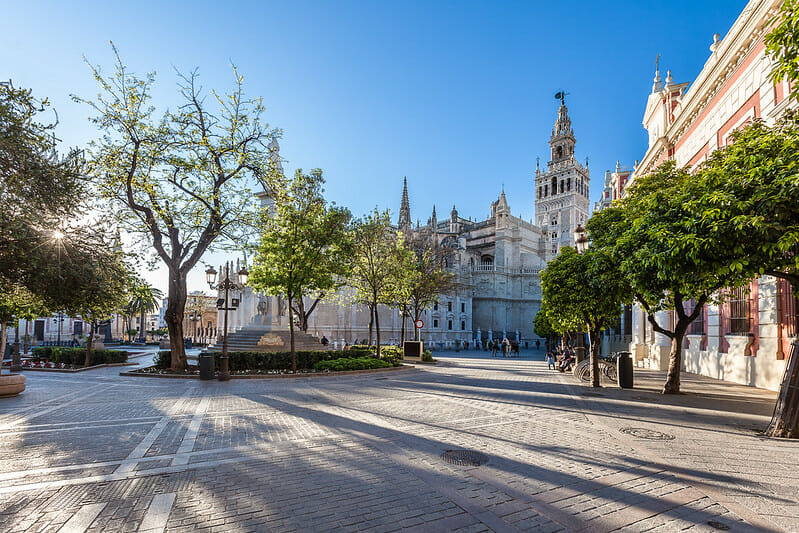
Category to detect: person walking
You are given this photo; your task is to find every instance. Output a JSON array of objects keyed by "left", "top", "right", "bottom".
[
  {"left": 546, "top": 351, "right": 555, "bottom": 370},
  {"left": 491, "top": 340, "right": 498, "bottom": 357},
  {"left": 535, "top": 339, "right": 541, "bottom": 350}
]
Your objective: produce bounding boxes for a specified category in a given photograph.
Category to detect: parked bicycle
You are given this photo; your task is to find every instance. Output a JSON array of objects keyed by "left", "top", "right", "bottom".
[{"left": 573, "top": 354, "right": 618, "bottom": 383}]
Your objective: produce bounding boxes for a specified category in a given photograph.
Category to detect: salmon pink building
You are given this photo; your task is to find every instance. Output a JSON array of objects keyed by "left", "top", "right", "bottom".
[{"left": 625, "top": 0, "right": 796, "bottom": 390}]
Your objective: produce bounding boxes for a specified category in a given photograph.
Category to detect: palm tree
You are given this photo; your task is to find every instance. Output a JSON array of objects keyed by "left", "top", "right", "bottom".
[{"left": 127, "top": 283, "right": 163, "bottom": 343}]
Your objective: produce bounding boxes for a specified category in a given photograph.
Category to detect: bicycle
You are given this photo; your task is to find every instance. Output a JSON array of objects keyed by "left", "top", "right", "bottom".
[{"left": 573, "top": 357, "right": 618, "bottom": 383}]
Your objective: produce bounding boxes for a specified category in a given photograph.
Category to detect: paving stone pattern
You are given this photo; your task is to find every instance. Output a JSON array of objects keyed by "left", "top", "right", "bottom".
[{"left": 0, "top": 354, "right": 797, "bottom": 532}]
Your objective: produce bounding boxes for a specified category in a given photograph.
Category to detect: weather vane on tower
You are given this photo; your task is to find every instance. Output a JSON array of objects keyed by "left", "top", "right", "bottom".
[{"left": 554, "top": 90, "right": 569, "bottom": 105}]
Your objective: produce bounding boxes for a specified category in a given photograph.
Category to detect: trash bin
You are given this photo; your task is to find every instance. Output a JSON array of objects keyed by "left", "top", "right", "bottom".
[
  {"left": 199, "top": 353, "right": 215, "bottom": 380},
  {"left": 617, "top": 351, "right": 634, "bottom": 388}
]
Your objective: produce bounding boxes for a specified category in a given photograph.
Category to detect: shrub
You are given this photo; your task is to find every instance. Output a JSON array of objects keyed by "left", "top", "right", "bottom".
[
  {"left": 31, "top": 347, "right": 128, "bottom": 366},
  {"left": 205, "top": 350, "right": 354, "bottom": 372},
  {"left": 380, "top": 346, "right": 403, "bottom": 366},
  {"left": 347, "top": 345, "right": 375, "bottom": 356},
  {"left": 314, "top": 357, "right": 392, "bottom": 372},
  {"left": 422, "top": 350, "right": 434, "bottom": 362}
]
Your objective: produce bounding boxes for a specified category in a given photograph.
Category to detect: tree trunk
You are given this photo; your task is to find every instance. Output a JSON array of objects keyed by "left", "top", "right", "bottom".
[
  {"left": 139, "top": 308, "right": 146, "bottom": 343},
  {"left": 375, "top": 305, "right": 381, "bottom": 357},
  {"left": 368, "top": 304, "right": 374, "bottom": 346},
  {"left": 12, "top": 322, "right": 21, "bottom": 371},
  {"left": 288, "top": 293, "right": 296, "bottom": 372},
  {"left": 23, "top": 320, "right": 29, "bottom": 355},
  {"left": 0, "top": 319, "right": 6, "bottom": 375},
  {"left": 400, "top": 311, "right": 406, "bottom": 349},
  {"left": 84, "top": 320, "right": 95, "bottom": 367},
  {"left": 663, "top": 324, "right": 688, "bottom": 394},
  {"left": 589, "top": 326, "right": 601, "bottom": 388},
  {"left": 165, "top": 269, "right": 188, "bottom": 370}
]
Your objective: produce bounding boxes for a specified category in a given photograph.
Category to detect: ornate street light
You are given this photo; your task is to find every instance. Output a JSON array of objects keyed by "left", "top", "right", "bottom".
[
  {"left": 573, "top": 224, "right": 589, "bottom": 363},
  {"left": 206, "top": 262, "right": 248, "bottom": 381},
  {"left": 573, "top": 224, "right": 589, "bottom": 254}
]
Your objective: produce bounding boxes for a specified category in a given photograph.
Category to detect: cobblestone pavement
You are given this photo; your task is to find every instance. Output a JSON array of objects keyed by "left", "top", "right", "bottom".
[{"left": 0, "top": 350, "right": 797, "bottom": 532}]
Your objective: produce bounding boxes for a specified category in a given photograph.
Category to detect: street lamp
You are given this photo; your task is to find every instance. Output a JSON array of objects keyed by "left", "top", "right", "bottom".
[
  {"left": 206, "top": 262, "right": 248, "bottom": 381},
  {"left": 573, "top": 224, "right": 589, "bottom": 254},
  {"left": 572, "top": 224, "right": 588, "bottom": 364},
  {"left": 53, "top": 311, "right": 65, "bottom": 346}
]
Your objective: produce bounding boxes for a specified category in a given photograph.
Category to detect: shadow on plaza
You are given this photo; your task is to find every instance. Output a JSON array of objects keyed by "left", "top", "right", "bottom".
[
  {"left": 207, "top": 387, "right": 773, "bottom": 531},
  {"left": 4, "top": 364, "right": 784, "bottom": 531}
]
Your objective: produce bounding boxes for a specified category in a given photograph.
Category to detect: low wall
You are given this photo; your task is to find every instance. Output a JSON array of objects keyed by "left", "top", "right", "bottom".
[{"left": 683, "top": 335, "right": 787, "bottom": 391}]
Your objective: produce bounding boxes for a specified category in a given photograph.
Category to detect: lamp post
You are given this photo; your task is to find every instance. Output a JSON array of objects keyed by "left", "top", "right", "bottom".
[
  {"left": 54, "top": 311, "right": 65, "bottom": 346},
  {"left": 573, "top": 224, "right": 588, "bottom": 363},
  {"left": 206, "top": 262, "right": 248, "bottom": 381}
]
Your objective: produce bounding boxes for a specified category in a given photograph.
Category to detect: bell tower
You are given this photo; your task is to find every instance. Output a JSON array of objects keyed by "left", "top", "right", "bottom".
[{"left": 534, "top": 93, "right": 591, "bottom": 261}]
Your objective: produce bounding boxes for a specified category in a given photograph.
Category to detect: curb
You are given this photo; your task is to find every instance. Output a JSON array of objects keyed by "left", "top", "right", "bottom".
[{"left": 119, "top": 364, "right": 416, "bottom": 380}]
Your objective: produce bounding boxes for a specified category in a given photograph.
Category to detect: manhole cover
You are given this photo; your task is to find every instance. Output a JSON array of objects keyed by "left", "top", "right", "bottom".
[
  {"left": 619, "top": 427, "right": 675, "bottom": 441},
  {"left": 441, "top": 449, "right": 489, "bottom": 466},
  {"left": 581, "top": 392, "right": 604, "bottom": 397},
  {"left": 707, "top": 520, "right": 730, "bottom": 530}
]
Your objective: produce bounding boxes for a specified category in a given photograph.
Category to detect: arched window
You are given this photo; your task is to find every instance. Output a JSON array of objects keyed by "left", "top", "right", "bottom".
[{"left": 480, "top": 255, "right": 494, "bottom": 267}]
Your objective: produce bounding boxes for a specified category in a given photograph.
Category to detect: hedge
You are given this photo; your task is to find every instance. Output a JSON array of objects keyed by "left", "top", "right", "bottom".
[
  {"left": 314, "top": 357, "right": 392, "bottom": 371},
  {"left": 30, "top": 347, "right": 128, "bottom": 366},
  {"left": 347, "top": 345, "right": 403, "bottom": 366},
  {"left": 155, "top": 350, "right": 359, "bottom": 371}
]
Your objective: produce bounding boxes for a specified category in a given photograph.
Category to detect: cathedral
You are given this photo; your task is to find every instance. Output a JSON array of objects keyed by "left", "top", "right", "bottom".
[{"left": 224, "top": 100, "right": 590, "bottom": 349}]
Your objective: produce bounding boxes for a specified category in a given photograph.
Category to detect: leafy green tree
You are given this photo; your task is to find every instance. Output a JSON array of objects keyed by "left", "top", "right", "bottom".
[
  {"left": 687, "top": 116, "right": 799, "bottom": 437},
  {"left": 350, "top": 209, "right": 405, "bottom": 357},
  {"left": 694, "top": 116, "right": 799, "bottom": 287},
  {"left": 126, "top": 282, "right": 163, "bottom": 342},
  {"left": 0, "top": 284, "right": 49, "bottom": 374},
  {"left": 589, "top": 162, "right": 752, "bottom": 393},
  {"left": 75, "top": 46, "right": 281, "bottom": 370},
  {"left": 0, "top": 82, "right": 85, "bottom": 301},
  {"left": 38, "top": 231, "right": 134, "bottom": 366},
  {"left": 391, "top": 230, "right": 456, "bottom": 348},
  {"left": 249, "top": 169, "right": 352, "bottom": 371},
  {"left": 533, "top": 304, "right": 559, "bottom": 349},
  {"left": 766, "top": 0, "right": 799, "bottom": 101},
  {"left": 540, "top": 247, "right": 630, "bottom": 387}
]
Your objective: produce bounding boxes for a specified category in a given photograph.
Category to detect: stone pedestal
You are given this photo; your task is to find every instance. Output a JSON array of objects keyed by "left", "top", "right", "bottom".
[{"left": 0, "top": 374, "right": 26, "bottom": 397}]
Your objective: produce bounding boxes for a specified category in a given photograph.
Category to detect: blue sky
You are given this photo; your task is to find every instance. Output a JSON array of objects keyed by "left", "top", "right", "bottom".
[{"left": 2, "top": 0, "right": 747, "bottom": 293}]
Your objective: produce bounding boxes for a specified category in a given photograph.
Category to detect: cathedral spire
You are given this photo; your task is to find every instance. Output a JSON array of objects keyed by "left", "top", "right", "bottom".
[{"left": 398, "top": 176, "right": 411, "bottom": 228}]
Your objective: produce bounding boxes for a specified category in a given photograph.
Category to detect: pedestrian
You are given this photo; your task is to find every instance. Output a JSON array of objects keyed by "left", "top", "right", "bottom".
[
  {"left": 321, "top": 335, "right": 329, "bottom": 346},
  {"left": 546, "top": 351, "right": 555, "bottom": 370},
  {"left": 501, "top": 337, "right": 509, "bottom": 357},
  {"left": 535, "top": 339, "right": 541, "bottom": 350},
  {"left": 491, "top": 340, "right": 498, "bottom": 357}
]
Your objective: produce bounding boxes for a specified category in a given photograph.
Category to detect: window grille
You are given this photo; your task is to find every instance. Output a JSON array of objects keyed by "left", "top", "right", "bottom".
[
  {"left": 781, "top": 279, "right": 799, "bottom": 337},
  {"left": 728, "top": 286, "right": 750, "bottom": 334},
  {"left": 688, "top": 300, "right": 705, "bottom": 335}
]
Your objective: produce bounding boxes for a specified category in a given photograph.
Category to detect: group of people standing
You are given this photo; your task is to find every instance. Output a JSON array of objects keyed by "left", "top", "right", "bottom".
[{"left": 489, "top": 337, "right": 519, "bottom": 357}]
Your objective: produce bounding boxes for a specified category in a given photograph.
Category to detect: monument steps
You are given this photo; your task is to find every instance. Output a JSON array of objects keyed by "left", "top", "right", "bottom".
[{"left": 205, "top": 326, "right": 328, "bottom": 353}]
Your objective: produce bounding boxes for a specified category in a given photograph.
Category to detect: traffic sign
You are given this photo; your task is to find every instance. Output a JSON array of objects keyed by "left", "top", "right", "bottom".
[{"left": 414, "top": 319, "right": 424, "bottom": 329}]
